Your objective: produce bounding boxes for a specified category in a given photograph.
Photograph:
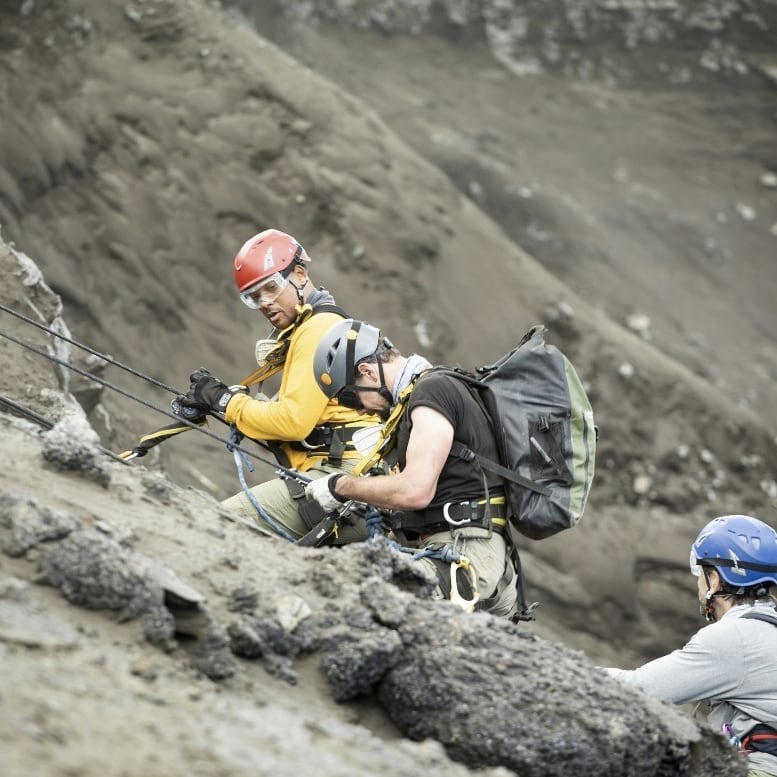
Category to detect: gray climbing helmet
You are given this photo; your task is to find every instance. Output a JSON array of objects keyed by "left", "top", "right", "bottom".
[{"left": 313, "top": 319, "right": 381, "bottom": 399}]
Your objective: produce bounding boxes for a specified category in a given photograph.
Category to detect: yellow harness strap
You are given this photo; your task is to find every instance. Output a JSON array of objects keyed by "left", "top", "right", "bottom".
[
  {"left": 118, "top": 418, "right": 206, "bottom": 461},
  {"left": 240, "top": 304, "right": 314, "bottom": 387},
  {"left": 353, "top": 379, "right": 417, "bottom": 476}
]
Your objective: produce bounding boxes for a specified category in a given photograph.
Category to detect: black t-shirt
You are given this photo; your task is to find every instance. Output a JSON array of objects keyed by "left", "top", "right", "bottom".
[{"left": 395, "top": 371, "right": 502, "bottom": 509}]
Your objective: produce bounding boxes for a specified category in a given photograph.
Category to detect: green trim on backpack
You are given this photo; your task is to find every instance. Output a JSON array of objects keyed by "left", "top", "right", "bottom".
[{"left": 565, "top": 358, "right": 596, "bottom": 525}]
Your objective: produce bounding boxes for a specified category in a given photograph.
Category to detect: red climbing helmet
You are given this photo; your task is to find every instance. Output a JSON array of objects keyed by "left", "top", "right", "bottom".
[{"left": 234, "top": 229, "right": 311, "bottom": 307}]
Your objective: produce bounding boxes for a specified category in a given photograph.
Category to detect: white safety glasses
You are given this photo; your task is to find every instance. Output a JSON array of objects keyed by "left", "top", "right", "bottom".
[
  {"left": 239, "top": 272, "right": 288, "bottom": 309},
  {"left": 689, "top": 549, "right": 702, "bottom": 577}
]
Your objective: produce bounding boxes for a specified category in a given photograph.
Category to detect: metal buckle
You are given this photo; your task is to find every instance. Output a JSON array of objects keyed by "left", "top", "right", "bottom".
[
  {"left": 442, "top": 500, "right": 476, "bottom": 527},
  {"left": 299, "top": 438, "right": 326, "bottom": 451},
  {"left": 299, "top": 427, "right": 330, "bottom": 450}
]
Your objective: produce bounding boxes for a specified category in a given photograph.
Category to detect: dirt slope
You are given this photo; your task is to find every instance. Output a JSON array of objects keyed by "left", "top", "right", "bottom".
[
  {"left": 0, "top": 237, "right": 748, "bottom": 777},
  {"left": 0, "top": 0, "right": 776, "bottom": 685}
]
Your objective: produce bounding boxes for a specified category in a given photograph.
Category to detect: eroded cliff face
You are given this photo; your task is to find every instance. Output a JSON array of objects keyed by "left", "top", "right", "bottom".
[
  {"left": 0, "top": 0, "right": 775, "bottom": 746},
  {"left": 249, "top": 0, "right": 777, "bottom": 78},
  {"left": 0, "top": 237, "right": 749, "bottom": 777}
]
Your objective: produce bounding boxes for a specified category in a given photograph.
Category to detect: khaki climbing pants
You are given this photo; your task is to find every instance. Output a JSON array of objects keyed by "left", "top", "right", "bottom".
[
  {"left": 220, "top": 459, "right": 366, "bottom": 544},
  {"left": 413, "top": 527, "right": 518, "bottom": 618}
]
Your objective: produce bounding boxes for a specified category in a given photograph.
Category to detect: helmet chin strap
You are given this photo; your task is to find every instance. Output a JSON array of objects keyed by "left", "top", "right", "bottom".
[
  {"left": 702, "top": 589, "right": 718, "bottom": 622},
  {"left": 289, "top": 277, "right": 309, "bottom": 304},
  {"left": 375, "top": 357, "right": 394, "bottom": 405},
  {"left": 701, "top": 567, "right": 731, "bottom": 622}
]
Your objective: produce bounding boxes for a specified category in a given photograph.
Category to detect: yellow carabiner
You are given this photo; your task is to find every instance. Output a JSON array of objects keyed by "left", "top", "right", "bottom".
[{"left": 449, "top": 556, "right": 480, "bottom": 612}]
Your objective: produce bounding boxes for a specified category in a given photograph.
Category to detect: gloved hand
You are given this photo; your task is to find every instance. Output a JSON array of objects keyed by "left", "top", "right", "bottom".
[
  {"left": 304, "top": 474, "right": 347, "bottom": 513},
  {"left": 183, "top": 368, "right": 245, "bottom": 415},
  {"left": 170, "top": 394, "right": 207, "bottom": 423}
]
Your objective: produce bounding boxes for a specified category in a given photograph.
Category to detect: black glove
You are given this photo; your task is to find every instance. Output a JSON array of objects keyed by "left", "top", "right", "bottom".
[
  {"left": 187, "top": 367, "right": 241, "bottom": 413},
  {"left": 170, "top": 394, "right": 207, "bottom": 424}
]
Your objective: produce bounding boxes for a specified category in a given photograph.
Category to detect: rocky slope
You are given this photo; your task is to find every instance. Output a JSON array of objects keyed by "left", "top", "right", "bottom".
[
  {"left": 0, "top": 236, "right": 747, "bottom": 777},
  {"left": 0, "top": 0, "right": 776, "bottom": 772}
]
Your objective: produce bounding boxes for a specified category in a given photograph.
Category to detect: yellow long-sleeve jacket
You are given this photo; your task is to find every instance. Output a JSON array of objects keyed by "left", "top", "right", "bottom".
[{"left": 224, "top": 309, "right": 379, "bottom": 471}]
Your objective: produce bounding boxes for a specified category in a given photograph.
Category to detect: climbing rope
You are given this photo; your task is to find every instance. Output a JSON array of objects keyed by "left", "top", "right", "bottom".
[
  {"left": 0, "top": 300, "right": 178, "bottom": 393},
  {"left": 0, "top": 390, "right": 132, "bottom": 464},
  {"left": 363, "top": 506, "right": 480, "bottom": 611},
  {"left": 225, "top": 427, "right": 299, "bottom": 543},
  {"left": 0, "top": 305, "right": 288, "bottom": 471}
]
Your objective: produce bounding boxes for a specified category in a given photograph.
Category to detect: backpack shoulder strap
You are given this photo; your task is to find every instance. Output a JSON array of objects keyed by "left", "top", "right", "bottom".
[
  {"left": 311, "top": 302, "right": 348, "bottom": 318},
  {"left": 741, "top": 610, "right": 777, "bottom": 626},
  {"left": 436, "top": 366, "right": 554, "bottom": 497}
]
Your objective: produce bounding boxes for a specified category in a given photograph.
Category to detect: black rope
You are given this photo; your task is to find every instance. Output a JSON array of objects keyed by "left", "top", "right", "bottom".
[
  {"left": 0, "top": 392, "right": 54, "bottom": 429},
  {"left": 0, "top": 324, "right": 180, "bottom": 416},
  {"left": 0, "top": 391, "right": 133, "bottom": 464},
  {"left": 0, "top": 300, "right": 178, "bottom": 394},
  {"left": 0, "top": 320, "right": 284, "bottom": 472}
]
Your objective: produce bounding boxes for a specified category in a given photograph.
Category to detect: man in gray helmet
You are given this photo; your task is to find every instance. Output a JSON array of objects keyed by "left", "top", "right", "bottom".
[{"left": 306, "top": 318, "right": 519, "bottom": 618}]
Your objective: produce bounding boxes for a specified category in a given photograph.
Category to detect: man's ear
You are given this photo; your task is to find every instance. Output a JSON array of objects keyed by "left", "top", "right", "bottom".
[
  {"left": 291, "top": 264, "right": 308, "bottom": 284},
  {"left": 357, "top": 362, "right": 378, "bottom": 383},
  {"left": 707, "top": 568, "right": 722, "bottom": 594}
]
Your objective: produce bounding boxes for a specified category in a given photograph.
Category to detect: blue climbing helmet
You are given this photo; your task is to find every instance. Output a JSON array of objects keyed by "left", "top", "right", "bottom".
[{"left": 690, "top": 514, "right": 777, "bottom": 590}]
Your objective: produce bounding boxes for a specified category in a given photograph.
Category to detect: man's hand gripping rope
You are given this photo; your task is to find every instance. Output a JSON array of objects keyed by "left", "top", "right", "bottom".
[{"left": 172, "top": 367, "right": 248, "bottom": 419}]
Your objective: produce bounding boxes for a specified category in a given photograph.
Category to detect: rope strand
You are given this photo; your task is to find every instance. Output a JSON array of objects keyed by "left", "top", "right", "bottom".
[
  {"left": 0, "top": 319, "right": 283, "bottom": 471},
  {"left": 0, "top": 300, "right": 178, "bottom": 394}
]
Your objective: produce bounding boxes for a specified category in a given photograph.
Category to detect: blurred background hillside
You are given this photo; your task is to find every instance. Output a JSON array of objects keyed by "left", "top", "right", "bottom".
[{"left": 1, "top": 0, "right": 776, "bottom": 664}]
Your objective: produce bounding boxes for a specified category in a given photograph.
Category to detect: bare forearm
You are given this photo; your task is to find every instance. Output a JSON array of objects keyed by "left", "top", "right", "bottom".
[{"left": 333, "top": 472, "right": 432, "bottom": 511}]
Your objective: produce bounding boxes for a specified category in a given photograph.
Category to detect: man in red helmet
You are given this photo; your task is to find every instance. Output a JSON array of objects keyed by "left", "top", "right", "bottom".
[{"left": 173, "top": 228, "right": 381, "bottom": 544}]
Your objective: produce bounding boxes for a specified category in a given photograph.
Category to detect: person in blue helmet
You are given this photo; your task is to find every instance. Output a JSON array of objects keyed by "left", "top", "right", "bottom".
[{"left": 604, "top": 514, "right": 777, "bottom": 777}]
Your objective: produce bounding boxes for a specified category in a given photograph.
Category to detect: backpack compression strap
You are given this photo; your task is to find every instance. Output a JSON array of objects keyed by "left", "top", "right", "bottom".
[{"left": 449, "top": 441, "right": 552, "bottom": 497}]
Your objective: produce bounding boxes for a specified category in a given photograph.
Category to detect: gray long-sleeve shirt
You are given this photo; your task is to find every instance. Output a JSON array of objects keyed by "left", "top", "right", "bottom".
[{"left": 605, "top": 603, "right": 777, "bottom": 776}]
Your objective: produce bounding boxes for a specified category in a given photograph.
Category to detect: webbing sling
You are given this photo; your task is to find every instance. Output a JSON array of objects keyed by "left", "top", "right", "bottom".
[{"left": 240, "top": 302, "right": 348, "bottom": 387}]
